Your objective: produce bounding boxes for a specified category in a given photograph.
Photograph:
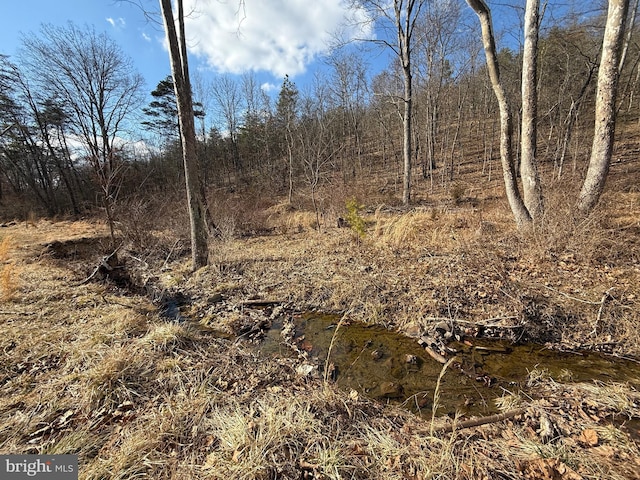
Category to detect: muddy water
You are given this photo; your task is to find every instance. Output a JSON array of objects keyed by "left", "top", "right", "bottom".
[{"left": 261, "top": 313, "right": 640, "bottom": 417}]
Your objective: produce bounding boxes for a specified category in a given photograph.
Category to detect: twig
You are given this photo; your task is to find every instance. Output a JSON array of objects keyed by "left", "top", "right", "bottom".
[
  {"left": 162, "top": 239, "right": 182, "bottom": 270},
  {"left": 452, "top": 317, "right": 520, "bottom": 328},
  {"left": 431, "top": 407, "right": 526, "bottom": 434},
  {"left": 241, "top": 299, "right": 284, "bottom": 307},
  {"left": 0, "top": 311, "right": 36, "bottom": 316},
  {"left": 544, "top": 285, "right": 602, "bottom": 305},
  {"left": 77, "top": 245, "right": 121, "bottom": 286},
  {"left": 423, "top": 345, "right": 448, "bottom": 364},
  {"left": 592, "top": 287, "right": 615, "bottom": 336}
]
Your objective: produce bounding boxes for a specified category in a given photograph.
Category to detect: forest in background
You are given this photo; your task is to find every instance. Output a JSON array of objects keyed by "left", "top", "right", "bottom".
[{"left": 1, "top": 1, "right": 639, "bottom": 238}]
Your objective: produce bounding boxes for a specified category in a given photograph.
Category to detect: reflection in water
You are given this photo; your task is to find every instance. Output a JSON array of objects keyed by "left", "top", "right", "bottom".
[{"left": 261, "top": 313, "right": 640, "bottom": 418}]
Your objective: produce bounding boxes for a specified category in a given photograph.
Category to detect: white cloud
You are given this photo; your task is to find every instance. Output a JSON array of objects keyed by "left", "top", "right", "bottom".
[
  {"left": 181, "top": 0, "right": 372, "bottom": 78},
  {"left": 106, "top": 17, "right": 126, "bottom": 29},
  {"left": 261, "top": 82, "right": 277, "bottom": 93},
  {"left": 142, "top": 32, "right": 151, "bottom": 42}
]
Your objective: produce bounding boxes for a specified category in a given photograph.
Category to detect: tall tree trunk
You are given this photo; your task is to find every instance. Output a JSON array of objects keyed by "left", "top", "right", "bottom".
[
  {"left": 577, "top": 0, "right": 630, "bottom": 214},
  {"left": 402, "top": 64, "right": 412, "bottom": 205},
  {"left": 618, "top": 0, "right": 639, "bottom": 73},
  {"left": 465, "top": 0, "right": 532, "bottom": 227},
  {"left": 424, "top": 96, "right": 437, "bottom": 177},
  {"left": 160, "top": 0, "right": 209, "bottom": 270},
  {"left": 395, "top": 0, "right": 417, "bottom": 206},
  {"left": 520, "top": 0, "right": 543, "bottom": 219}
]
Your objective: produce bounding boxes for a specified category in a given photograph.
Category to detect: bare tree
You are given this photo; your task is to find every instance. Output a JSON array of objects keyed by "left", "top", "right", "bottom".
[
  {"left": 414, "top": 0, "right": 464, "bottom": 180},
  {"left": 159, "top": 0, "right": 209, "bottom": 269},
  {"left": 357, "top": 0, "right": 426, "bottom": 205},
  {"left": 239, "top": 72, "right": 273, "bottom": 174},
  {"left": 326, "top": 50, "right": 370, "bottom": 176},
  {"left": 578, "top": 0, "right": 631, "bottom": 214},
  {"left": 298, "top": 78, "right": 342, "bottom": 231},
  {"left": 275, "top": 75, "right": 299, "bottom": 203},
  {"left": 465, "top": 0, "right": 532, "bottom": 227},
  {"left": 210, "top": 74, "right": 243, "bottom": 174},
  {"left": 467, "top": 0, "right": 631, "bottom": 224},
  {"left": 20, "top": 23, "right": 144, "bottom": 240},
  {"left": 520, "top": 0, "right": 544, "bottom": 219}
]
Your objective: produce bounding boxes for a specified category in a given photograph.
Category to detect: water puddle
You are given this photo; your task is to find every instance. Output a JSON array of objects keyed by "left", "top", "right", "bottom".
[{"left": 261, "top": 313, "right": 640, "bottom": 417}]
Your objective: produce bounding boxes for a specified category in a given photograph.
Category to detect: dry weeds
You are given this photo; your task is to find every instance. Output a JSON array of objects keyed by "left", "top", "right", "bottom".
[{"left": 0, "top": 161, "right": 639, "bottom": 478}]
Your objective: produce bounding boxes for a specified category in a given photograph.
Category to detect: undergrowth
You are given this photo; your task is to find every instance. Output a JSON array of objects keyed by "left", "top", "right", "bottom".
[
  {"left": 0, "top": 154, "right": 638, "bottom": 479},
  {"left": 0, "top": 235, "right": 18, "bottom": 301}
]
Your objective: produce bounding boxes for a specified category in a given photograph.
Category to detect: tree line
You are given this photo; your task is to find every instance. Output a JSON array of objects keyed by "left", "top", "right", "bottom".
[{"left": 1, "top": 1, "right": 639, "bottom": 258}]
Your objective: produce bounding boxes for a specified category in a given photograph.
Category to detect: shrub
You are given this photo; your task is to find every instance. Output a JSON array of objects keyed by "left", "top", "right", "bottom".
[{"left": 345, "top": 199, "right": 366, "bottom": 239}]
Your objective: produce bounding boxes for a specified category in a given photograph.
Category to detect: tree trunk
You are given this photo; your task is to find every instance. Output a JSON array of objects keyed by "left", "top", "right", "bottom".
[
  {"left": 395, "top": 0, "right": 417, "bottom": 206},
  {"left": 160, "top": 0, "right": 209, "bottom": 270},
  {"left": 402, "top": 64, "right": 412, "bottom": 205},
  {"left": 465, "top": 0, "right": 532, "bottom": 228},
  {"left": 520, "top": 0, "right": 543, "bottom": 219},
  {"left": 577, "top": 0, "right": 630, "bottom": 214}
]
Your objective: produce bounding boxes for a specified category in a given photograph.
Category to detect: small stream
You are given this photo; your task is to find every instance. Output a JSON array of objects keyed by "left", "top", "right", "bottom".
[{"left": 261, "top": 313, "right": 640, "bottom": 418}]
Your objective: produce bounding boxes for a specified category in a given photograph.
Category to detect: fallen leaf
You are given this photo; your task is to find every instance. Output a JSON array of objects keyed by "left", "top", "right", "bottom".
[
  {"left": 578, "top": 428, "right": 599, "bottom": 447},
  {"left": 522, "top": 458, "right": 582, "bottom": 480}
]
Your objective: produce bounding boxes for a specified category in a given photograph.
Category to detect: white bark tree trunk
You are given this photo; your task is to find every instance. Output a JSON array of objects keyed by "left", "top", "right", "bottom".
[
  {"left": 465, "top": 0, "right": 532, "bottom": 228},
  {"left": 577, "top": 0, "right": 630, "bottom": 214},
  {"left": 520, "top": 0, "right": 544, "bottom": 219},
  {"left": 395, "top": 0, "right": 417, "bottom": 206}
]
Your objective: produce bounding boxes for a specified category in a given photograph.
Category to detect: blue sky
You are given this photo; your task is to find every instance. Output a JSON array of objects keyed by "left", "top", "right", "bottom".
[
  {"left": 0, "top": 0, "right": 374, "bottom": 100},
  {"left": 1, "top": 0, "right": 600, "bottom": 121},
  {"left": 1, "top": 1, "right": 172, "bottom": 88}
]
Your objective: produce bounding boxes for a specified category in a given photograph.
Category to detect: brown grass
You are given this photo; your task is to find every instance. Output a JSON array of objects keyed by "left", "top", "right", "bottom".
[
  {"left": 1, "top": 150, "right": 639, "bottom": 478},
  {"left": 0, "top": 235, "right": 13, "bottom": 262},
  {"left": 0, "top": 263, "right": 19, "bottom": 302},
  {"left": 0, "top": 235, "right": 19, "bottom": 302}
]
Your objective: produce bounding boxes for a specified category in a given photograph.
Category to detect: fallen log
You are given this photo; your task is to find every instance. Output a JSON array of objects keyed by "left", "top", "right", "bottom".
[{"left": 431, "top": 407, "right": 526, "bottom": 434}]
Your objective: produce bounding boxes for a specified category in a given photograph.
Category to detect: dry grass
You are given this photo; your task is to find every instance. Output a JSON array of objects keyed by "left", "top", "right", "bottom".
[
  {"left": 0, "top": 263, "right": 19, "bottom": 302},
  {"left": 0, "top": 235, "right": 19, "bottom": 302},
  {"left": 0, "top": 235, "right": 13, "bottom": 262},
  {"left": 1, "top": 152, "right": 639, "bottom": 478}
]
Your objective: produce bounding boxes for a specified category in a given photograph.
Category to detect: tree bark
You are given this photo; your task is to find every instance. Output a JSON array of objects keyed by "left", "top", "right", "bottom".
[
  {"left": 402, "top": 63, "right": 412, "bottom": 205},
  {"left": 520, "top": 0, "right": 543, "bottom": 219},
  {"left": 395, "top": 0, "right": 417, "bottom": 206},
  {"left": 577, "top": 0, "right": 630, "bottom": 214},
  {"left": 159, "top": 0, "right": 209, "bottom": 270},
  {"left": 465, "top": 0, "right": 532, "bottom": 227}
]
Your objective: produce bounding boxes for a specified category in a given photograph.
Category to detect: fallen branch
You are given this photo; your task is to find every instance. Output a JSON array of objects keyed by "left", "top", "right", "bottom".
[
  {"left": 544, "top": 285, "right": 602, "bottom": 305},
  {"left": 162, "top": 239, "right": 182, "bottom": 270},
  {"left": 241, "top": 299, "right": 284, "bottom": 307},
  {"left": 77, "top": 246, "right": 121, "bottom": 286},
  {"left": 592, "top": 287, "right": 615, "bottom": 336},
  {"left": 431, "top": 408, "right": 526, "bottom": 434},
  {"left": 423, "top": 344, "right": 448, "bottom": 364}
]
